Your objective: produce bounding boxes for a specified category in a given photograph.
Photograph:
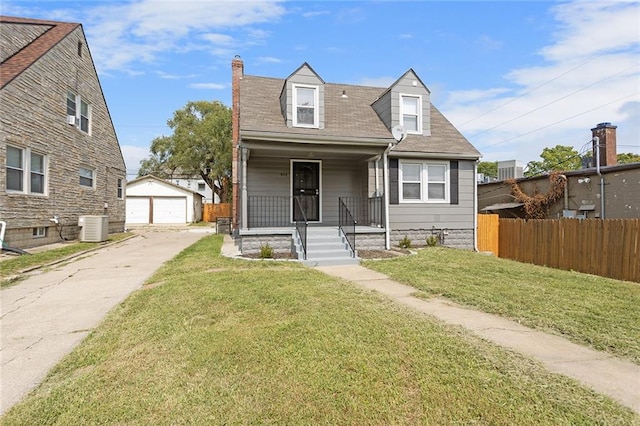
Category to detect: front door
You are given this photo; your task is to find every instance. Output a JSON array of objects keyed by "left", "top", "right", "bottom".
[{"left": 292, "top": 161, "right": 320, "bottom": 222}]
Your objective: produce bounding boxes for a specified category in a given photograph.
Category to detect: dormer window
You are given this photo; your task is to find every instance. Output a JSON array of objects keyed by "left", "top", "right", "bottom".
[
  {"left": 400, "top": 94, "right": 422, "bottom": 134},
  {"left": 293, "top": 84, "right": 319, "bottom": 128}
]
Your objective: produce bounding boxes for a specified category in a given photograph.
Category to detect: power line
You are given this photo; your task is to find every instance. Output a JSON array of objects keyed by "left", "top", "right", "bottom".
[
  {"left": 458, "top": 54, "right": 607, "bottom": 128},
  {"left": 479, "top": 92, "right": 638, "bottom": 149},
  {"left": 468, "top": 64, "right": 638, "bottom": 140}
]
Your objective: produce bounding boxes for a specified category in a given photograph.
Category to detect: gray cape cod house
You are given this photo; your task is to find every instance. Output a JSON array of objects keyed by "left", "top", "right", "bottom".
[{"left": 231, "top": 57, "right": 481, "bottom": 265}]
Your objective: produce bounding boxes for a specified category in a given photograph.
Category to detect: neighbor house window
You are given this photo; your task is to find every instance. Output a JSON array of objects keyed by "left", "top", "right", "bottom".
[
  {"left": 6, "top": 145, "right": 24, "bottom": 191},
  {"left": 117, "top": 178, "right": 123, "bottom": 199},
  {"left": 67, "top": 90, "right": 91, "bottom": 133},
  {"left": 293, "top": 84, "right": 318, "bottom": 127},
  {"left": 33, "top": 227, "right": 46, "bottom": 238},
  {"left": 198, "top": 183, "right": 205, "bottom": 192},
  {"left": 399, "top": 160, "right": 448, "bottom": 203},
  {"left": 79, "top": 167, "right": 95, "bottom": 188},
  {"left": 400, "top": 94, "right": 422, "bottom": 134},
  {"left": 6, "top": 145, "right": 47, "bottom": 194}
]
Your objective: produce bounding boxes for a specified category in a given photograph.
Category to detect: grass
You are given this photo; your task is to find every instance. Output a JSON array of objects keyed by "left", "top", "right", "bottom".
[
  {"left": 0, "top": 233, "right": 131, "bottom": 284},
  {"left": 363, "top": 247, "right": 640, "bottom": 364},
  {"left": 1, "top": 236, "right": 637, "bottom": 424}
]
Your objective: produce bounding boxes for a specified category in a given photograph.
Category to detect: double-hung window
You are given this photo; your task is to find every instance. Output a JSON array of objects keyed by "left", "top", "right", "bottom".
[
  {"left": 6, "top": 145, "right": 47, "bottom": 195},
  {"left": 117, "top": 178, "right": 124, "bottom": 199},
  {"left": 400, "top": 161, "right": 448, "bottom": 203},
  {"left": 79, "top": 167, "right": 95, "bottom": 188},
  {"left": 400, "top": 94, "right": 422, "bottom": 134},
  {"left": 293, "top": 85, "right": 318, "bottom": 128},
  {"left": 67, "top": 90, "right": 91, "bottom": 133}
]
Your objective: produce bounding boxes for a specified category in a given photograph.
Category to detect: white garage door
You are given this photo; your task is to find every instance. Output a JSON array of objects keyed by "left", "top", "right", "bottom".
[
  {"left": 126, "top": 197, "right": 150, "bottom": 224},
  {"left": 153, "top": 197, "right": 187, "bottom": 224}
]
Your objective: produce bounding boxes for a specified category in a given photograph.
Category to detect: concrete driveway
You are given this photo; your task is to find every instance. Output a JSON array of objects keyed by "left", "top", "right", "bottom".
[{"left": 0, "top": 227, "right": 212, "bottom": 415}]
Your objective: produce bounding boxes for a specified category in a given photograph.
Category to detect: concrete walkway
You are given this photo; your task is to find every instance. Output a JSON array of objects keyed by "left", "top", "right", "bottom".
[
  {"left": 0, "top": 227, "right": 211, "bottom": 415},
  {"left": 314, "top": 264, "right": 640, "bottom": 415}
]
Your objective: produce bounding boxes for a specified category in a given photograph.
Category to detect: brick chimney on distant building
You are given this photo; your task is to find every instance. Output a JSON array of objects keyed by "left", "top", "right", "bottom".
[
  {"left": 591, "top": 122, "right": 617, "bottom": 167},
  {"left": 231, "top": 55, "right": 244, "bottom": 231}
]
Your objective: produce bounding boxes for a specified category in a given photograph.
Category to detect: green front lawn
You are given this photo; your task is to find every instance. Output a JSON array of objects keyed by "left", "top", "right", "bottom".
[
  {"left": 363, "top": 247, "right": 640, "bottom": 364},
  {"left": 2, "top": 236, "right": 636, "bottom": 424}
]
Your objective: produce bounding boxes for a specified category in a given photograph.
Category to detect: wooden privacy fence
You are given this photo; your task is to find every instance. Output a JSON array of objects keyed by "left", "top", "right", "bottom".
[
  {"left": 477, "top": 214, "right": 499, "bottom": 256},
  {"left": 203, "top": 203, "right": 231, "bottom": 223},
  {"left": 497, "top": 218, "right": 640, "bottom": 283}
]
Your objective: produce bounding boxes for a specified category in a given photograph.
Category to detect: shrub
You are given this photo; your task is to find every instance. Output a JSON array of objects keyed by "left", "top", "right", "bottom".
[
  {"left": 426, "top": 235, "right": 439, "bottom": 247},
  {"left": 399, "top": 235, "right": 412, "bottom": 249},
  {"left": 259, "top": 243, "right": 274, "bottom": 259}
]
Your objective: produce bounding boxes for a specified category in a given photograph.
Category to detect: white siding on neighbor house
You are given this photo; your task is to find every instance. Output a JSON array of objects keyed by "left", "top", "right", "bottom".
[{"left": 389, "top": 160, "right": 475, "bottom": 230}]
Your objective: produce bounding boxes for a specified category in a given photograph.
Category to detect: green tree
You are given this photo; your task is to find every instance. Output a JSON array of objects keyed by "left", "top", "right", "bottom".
[
  {"left": 477, "top": 161, "right": 498, "bottom": 180},
  {"left": 524, "top": 145, "right": 582, "bottom": 177},
  {"left": 138, "top": 101, "right": 232, "bottom": 202},
  {"left": 617, "top": 152, "right": 640, "bottom": 164},
  {"left": 138, "top": 136, "right": 178, "bottom": 179}
]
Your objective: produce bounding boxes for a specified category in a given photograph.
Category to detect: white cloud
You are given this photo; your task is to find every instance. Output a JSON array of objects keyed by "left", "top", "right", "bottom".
[
  {"left": 256, "top": 56, "right": 282, "bottom": 64},
  {"left": 28, "top": 0, "right": 286, "bottom": 74},
  {"left": 441, "top": 1, "right": 640, "bottom": 164},
  {"left": 302, "top": 10, "right": 330, "bottom": 18},
  {"left": 188, "top": 83, "right": 226, "bottom": 90},
  {"left": 121, "top": 145, "right": 152, "bottom": 179},
  {"left": 357, "top": 76, "right": 396, "bottom": 88}
]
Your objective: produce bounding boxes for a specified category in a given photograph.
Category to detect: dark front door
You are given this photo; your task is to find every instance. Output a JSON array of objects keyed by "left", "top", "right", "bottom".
[{"left": 292, "top": 161, "right": 320, "bottom": 221}]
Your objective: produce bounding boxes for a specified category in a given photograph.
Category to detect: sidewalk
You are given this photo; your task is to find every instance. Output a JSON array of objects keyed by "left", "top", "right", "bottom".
[
  {"left": 314, "top": 264, "right": 640, "bottom": 415},
  {"left": 0, "top": 227, "right": 212, "bottom": 415}
]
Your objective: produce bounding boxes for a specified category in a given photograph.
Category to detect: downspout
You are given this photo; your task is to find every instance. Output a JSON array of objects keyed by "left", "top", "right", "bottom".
[
  {"left": 473, "top": 162, "right": 479, "bottom": 252},
  {"left": 383, "top": 144, "right": 393, "bottom": 250},
  {"left": 594, "top": 136, "right": 605, "bottom": 219},
  {"left": 559, "top": 174, "right": 568, "bottom": 211}
]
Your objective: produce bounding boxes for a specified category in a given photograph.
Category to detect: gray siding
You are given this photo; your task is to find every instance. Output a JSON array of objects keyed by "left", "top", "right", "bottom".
[
  {"left": 0, "top": 25, "right": 126, "bottom": 249},
  {"left": 281, "top": 64, "right": 325, "bottom": 129},
  {"left": 389, "top": 160, "right": 475, "bottom": 229},
  {"left": 371, "top": 90, "right": 392, "bottom": 129},
  {"left": 391, "top": 72, "right": 431, "bottom": 136},
  {"left": 246, "top": 156, "right": 367, "bottom": 226}
]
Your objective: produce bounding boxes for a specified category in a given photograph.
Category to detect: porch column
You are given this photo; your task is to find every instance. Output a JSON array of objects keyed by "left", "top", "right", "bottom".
[
  {"left": 383, "top": 144, "right": 392, "bottom": 250},
  {"left": 241, "top": 148, "right": 249, "bottom": 230}
]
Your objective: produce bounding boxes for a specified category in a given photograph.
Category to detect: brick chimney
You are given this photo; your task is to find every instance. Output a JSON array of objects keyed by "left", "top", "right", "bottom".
[
  {"left": 231, "top": 55, "right": 243, "bottom": 231},
  {"left": 591, "top": 122, "right": 617, "bottom": 167}
]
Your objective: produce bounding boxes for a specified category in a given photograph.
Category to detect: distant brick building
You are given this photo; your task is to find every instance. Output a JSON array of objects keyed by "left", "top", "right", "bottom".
[{"left": 1, "top": 16, "right": 126, "bottom": 249}]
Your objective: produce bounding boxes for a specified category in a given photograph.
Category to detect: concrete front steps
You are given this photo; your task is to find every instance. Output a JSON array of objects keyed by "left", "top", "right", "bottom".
[{"left": 294, "top": 227, "right": 359, "bottom": 266}]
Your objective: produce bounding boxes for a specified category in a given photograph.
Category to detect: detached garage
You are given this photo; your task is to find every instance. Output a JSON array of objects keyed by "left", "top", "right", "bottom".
[{"left": 126, "top": 175, "right": 203, "bottom": 225}]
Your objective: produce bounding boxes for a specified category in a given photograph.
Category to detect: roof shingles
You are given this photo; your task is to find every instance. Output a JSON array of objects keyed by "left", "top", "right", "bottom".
[
  {"left": 240, "top": 73, "right": 480, "bottom": 158},
  {"left": 0, "top": 16, "right": 79, "bottom": 90}
]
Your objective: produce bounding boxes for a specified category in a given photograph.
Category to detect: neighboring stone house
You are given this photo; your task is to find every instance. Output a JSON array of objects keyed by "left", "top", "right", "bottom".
[
  {"left": 478, "top": 123, "right": 640, "bottom": 219},
  {"left": 0, "top": 16, "right": 126, "bottom": 249},
  {"left": 231, "top": 58, "right": 481, "bottom": 264}
]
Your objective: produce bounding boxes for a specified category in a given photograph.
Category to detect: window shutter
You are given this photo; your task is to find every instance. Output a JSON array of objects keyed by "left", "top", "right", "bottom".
[
  {"left": 450, "top": 160, "right": 459, "bottom": 205},
  {"left": 389, "top": 158, "right": 399, "bottom": 205}
]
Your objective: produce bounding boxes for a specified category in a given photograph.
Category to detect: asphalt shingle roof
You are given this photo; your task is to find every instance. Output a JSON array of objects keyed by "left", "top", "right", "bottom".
[
  {"left": 240, "top": 74, "right": 481, "bottom": 158},
  {"left": 0, "top": 16, "right": 79, "bottom": 90}
]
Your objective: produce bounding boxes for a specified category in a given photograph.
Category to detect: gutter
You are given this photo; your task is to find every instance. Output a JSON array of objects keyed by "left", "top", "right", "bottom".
[{"left": 241, "top": 130, "right": 393, "bottom": 146}]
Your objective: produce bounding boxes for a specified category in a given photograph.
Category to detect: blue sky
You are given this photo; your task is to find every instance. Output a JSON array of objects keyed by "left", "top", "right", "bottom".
[{"left": 4, "top": 0, "right": 639, "bottom": 179}]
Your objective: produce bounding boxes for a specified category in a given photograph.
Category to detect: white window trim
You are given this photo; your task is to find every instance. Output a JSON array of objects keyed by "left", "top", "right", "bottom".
[
  {"left": 117, "top": 178, "right": 124, "bottom": 199},
  {"left": 292, "top": 84, "right": 319, "bottom": 128},
  {"left": 6, "top": 145, "right": 48, "bottom": 195},
  {"left": 399, "top": 93, "right": 422, "bottom": 134},
  {"left": 33, "top": 227, "right": 47, "bottom": 238},
  {"left": 79, "top": 166, "right": 96, "bottom": 189},
  {"left": 67, "top": 90, "right": 92, "bottom": 134},
  {"left": 399, "top": 160, "right": 449, "bottom": 203}
]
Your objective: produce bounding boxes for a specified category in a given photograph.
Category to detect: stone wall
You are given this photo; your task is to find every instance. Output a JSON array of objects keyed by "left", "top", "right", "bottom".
[
  {"left": 240, "top": 234, "right": 293, "bottom": 255},
  {"left": 0, "top": 25, "right": 126, "bottom": 249},
  {"left": 391, "top": 228, "right": 474, "bottom": 250}
]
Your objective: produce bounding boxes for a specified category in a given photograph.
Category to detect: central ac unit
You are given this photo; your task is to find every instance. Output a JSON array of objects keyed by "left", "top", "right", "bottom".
[
  {"left": 78, "top": 215, "right": 108, "bottom": 242},
  {"left": 67, "top": 115, "right": 77, "bottom": 125}
]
